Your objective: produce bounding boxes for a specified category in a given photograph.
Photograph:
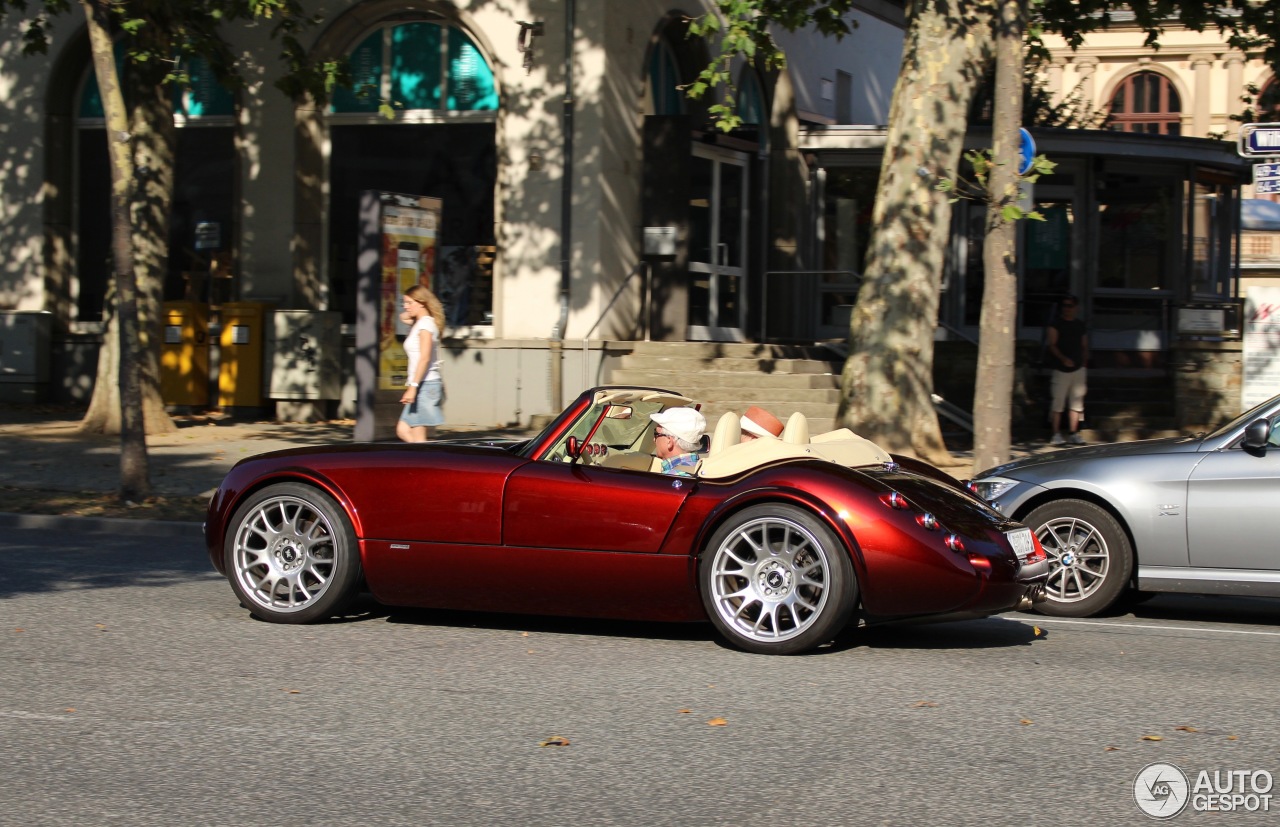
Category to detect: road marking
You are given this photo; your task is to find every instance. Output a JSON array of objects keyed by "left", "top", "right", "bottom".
[{"left": 1007, "top": 616, "right": 1280, "bottom": 637}]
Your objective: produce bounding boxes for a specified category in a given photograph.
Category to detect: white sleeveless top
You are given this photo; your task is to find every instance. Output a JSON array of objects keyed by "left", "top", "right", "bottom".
[{"left": 403, "top": 316, "right": 442, "bottom": 383}]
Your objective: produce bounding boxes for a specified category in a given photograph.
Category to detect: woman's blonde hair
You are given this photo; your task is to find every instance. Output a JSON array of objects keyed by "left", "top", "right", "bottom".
[{"left": 405, "top": 284, "right": 446, "bottom": 333}]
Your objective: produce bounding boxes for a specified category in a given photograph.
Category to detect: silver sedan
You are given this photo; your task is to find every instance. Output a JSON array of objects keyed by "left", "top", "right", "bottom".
[{"left": 969, "top": 395, "right": 1280, "bottom": 617}]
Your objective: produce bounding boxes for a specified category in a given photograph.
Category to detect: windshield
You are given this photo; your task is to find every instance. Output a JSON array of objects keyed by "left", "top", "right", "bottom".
[{"left": 541, "top": 396, "right": 670, "bottom": 462}]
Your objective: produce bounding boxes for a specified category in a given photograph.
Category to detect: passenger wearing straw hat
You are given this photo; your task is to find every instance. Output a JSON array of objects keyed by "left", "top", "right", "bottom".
[{"left": 740, "top": 405, "right": 784, "bottom": 443}]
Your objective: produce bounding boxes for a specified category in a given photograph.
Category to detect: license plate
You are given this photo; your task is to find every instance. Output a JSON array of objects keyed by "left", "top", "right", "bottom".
[{"left": 1005, "top": 528, "right": 1035, "bottom": 559}]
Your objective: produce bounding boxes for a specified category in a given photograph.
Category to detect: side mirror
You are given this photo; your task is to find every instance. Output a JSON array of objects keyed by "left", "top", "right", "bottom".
[
  {"left": 1242, "top": 419, "right": 1270, "bottom": 450},
  {"left": 565, "top": 436, "right": 584, "bottom": 462}
]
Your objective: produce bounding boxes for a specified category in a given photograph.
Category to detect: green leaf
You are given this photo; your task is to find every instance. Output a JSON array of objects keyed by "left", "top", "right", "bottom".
[{"left": 1001, "top": 204, "right": 1025, "bottom": 222}]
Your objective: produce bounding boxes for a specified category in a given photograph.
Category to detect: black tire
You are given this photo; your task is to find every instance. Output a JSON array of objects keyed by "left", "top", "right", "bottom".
[
  {"left": 224, "top": 482, "right": 362, "bottom": 624},
  {"left": 699, "top": 504, "right": 858, "bottom": 655},
  {"left": 1024, "top": 499, "right": 1133, "bottom": 618}
]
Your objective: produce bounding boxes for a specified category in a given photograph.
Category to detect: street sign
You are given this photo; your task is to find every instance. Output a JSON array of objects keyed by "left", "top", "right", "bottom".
[
  {"left": 1256, "top": 161, "right": 1280, "bottom": 195},
  {"left": 1018, "top": 128, "right": 1035, "bottom": 175},
  {"left": 1240, "top": 123, "right": 1280, "bottom": 158}
]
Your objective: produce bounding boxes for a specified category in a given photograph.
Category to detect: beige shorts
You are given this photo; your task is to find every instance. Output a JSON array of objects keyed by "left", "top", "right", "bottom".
[{"left": 1051, "top": 368, "right": 1087, "bottom": 413}]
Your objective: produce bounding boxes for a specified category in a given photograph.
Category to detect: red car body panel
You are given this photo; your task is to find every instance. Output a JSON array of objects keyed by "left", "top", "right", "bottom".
[{"left": 206, "top": 387, "right": 1044, "bottom": 629}]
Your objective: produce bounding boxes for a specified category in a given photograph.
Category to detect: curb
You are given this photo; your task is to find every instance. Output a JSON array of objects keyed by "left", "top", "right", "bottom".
[{"left": 0, "top": 512, "right": 204, "bottom": 538}]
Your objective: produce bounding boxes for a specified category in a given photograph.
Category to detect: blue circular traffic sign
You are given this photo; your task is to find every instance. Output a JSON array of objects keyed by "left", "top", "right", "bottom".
[{"left": 1018, "top": 128, "right": 1036, "bottom": 176}]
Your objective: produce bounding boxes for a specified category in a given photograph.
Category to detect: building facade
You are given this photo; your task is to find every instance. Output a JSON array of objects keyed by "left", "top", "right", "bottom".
[
  {"left": 0, "top": 0, "right": 907, "bottom": 423},
  {"left": 0, "top": 3, "right": 1262, "bottom": 433}
]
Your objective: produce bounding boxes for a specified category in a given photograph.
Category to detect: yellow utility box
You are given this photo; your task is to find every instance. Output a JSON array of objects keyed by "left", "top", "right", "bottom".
[
  {"left": 217, "top": 301, "right": 271, "bottom": 407},
  {"left": 160, "top": 301, "right": 210, "bottom": 406}
]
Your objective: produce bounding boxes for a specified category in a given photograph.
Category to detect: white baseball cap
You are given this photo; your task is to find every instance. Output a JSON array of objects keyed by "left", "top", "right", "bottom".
[{"left": 649, "top": 407, "right": 706, "bottom": 444}]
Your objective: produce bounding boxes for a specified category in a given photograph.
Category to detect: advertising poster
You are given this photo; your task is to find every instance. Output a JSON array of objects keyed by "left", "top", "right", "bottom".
[
  {"left": 1242, "top": 286, "right": 1280, "bottom": 410},
  {"left": 377, "top": 197, "right": 441, "bottom": 390}
]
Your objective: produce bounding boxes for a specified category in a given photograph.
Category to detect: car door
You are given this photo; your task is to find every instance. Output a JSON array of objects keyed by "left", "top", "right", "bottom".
[
  {"left": 1186, "top": 422, "right": 1280, "bottom": 570},
  {"left": 503, "top": 461, "right": 693, "bottom": 553}
]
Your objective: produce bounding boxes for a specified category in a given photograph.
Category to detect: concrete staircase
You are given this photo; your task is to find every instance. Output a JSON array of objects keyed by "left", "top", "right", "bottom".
[{"left": 606, "top": 341, "right": 843, "bottom": 433}]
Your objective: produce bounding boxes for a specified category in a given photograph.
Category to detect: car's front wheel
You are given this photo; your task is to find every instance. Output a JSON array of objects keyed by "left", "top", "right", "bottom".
[
  {"left": 700, "top": 504, "right": 857, "bottom": 655},
  {"left": 1025, "top": 499, "right": 1133, "bottom": 617},
  {"left": 225, "top": 482, "right": 362, "bottom": 623}
]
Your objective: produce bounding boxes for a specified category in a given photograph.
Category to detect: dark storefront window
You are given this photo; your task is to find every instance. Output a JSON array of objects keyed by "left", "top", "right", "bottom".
[
  {"left": 1022, "top": 200, "right": 1074, "bottom": 326},
  {"left": 818, "top": 166, "right": 877, "bottom": 331},
  {"left": 328, "top": 124, "right": 496, "bottom": 325},
  {"left": 328, "top": 21, "right": 498, "bottom": 327},
  {"left": 1096, "top": 172, "right": 1178, "bottom": 292},
  {"left": 76, "top": 53, "right": 236, "bottom": 321},
  {"left": 1189, "top": 172, "right": 1237, "bottom": 299}
]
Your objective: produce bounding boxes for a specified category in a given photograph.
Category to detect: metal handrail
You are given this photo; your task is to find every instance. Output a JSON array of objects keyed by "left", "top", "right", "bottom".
[
  {"left": 935, "top": 319, "right": 979, "bottom": 347},
  {"left": 582, "top": 261, "right": 650, "bottom": 387}
]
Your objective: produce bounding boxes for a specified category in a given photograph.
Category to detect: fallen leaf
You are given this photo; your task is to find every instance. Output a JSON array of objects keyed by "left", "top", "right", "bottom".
[
  {"left": 1141, "top": 735, "right": 1163, "bottom": 741},
  {"left": 706, "top": 717, "right": 728, "bottom": 727},
  {"left": 95, "top": 624, "right": 107, "bottom": 630},
  {"left": 526, "top": 649, "right": 535, "bottom": 654},
  {"left": 1174, "top": 726, "right": 1198, "bottom": 733},
  {"left": 677, "top": 708, "right": 693, "bottom": 714},
  {"left": 1227, "top": 735, "right": 1238, "bottom": 741},
  {"left": 539, "top": 736, "right": 570, "bottom": 747},
  {"left": 1033, "top": 626, "right": 1043, "bottom": 636},
  {"left": 282, "top": 688, "right": 301, "bottom": 694},
  {"left": 14, "top": 628, "right": 23, "bottom": 633},
  {"left": 912, "top": 701, "right": 939, "bottom": 708},
  {"left": 1105, "top": 746, "right": 1120, "bottom": 752},
  {"left": 521, "top": 632, "right": 530, "bottom": 637},
  {"left": 65, "top": 708, "right": 76, "bottom": 713},
  {"left": 1019, "top": 719, "right": 1033, "bottom": 726}
]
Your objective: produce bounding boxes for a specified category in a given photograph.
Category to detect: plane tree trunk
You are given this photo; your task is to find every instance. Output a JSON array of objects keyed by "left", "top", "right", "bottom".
[
  {"left": 971, "top": 0, "right": 1027, "bottom": 476},
  {"left": 838, "top": 0, "right": 996, "bottom": 466}
]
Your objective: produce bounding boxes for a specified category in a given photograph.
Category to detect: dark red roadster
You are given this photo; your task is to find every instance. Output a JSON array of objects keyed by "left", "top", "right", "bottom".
[{"left": 205, "top": 387, "right": 1048, "bottom": 654}]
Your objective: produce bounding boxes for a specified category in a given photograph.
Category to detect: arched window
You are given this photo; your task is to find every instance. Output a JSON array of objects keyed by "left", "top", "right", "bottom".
[
  {"left": 647, "top": 40, "right": 684, "bottom": 116},
  {"left": 1259, "top": 79, "right": 1280, "bottom": 122},
  {"left": 738, "top": 69, "right": 765, "bottom": 127},
  {"left": 76, "top": 50, "right": 237, "bottom": 320},
  {"left": 331, "top": 21, "right": 498, "bottom": 116},
  {"left": 1108, "top": 71, "right": 1182, "bottom": 135}
]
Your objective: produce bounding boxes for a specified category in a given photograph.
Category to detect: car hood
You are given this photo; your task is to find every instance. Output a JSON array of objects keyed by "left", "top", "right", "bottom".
[{"left": 978, "top": 435, "right": 1203, "bottom": 479}]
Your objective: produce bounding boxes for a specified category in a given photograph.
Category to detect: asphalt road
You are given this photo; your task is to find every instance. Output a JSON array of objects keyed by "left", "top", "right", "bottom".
[{"left": 2, "top": 522, "right": 1278, "bottom": 827}]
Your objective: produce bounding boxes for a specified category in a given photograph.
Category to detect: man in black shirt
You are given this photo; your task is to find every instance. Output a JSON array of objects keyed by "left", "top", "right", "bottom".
[{"left": 1047, "top": 294, "right": 1088, "bottom": 445}]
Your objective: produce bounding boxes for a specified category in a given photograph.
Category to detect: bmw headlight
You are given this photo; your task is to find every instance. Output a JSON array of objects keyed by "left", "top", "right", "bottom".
[{"left": 967, "top": 476, "right": 1020, "bottom": 502}]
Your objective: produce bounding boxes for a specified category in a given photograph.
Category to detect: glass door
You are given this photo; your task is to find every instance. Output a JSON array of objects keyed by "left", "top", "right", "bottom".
[{"left": 688, "top": 145, "right": 748, "bottom": 341}]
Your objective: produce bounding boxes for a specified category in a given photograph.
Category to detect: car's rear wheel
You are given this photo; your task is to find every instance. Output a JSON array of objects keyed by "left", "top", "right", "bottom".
[
  {"left": 1025, "top": 499, "right": 1133, "bottom": 617},
  {"left": 700, "top": 504, "right": 857, "bottom": 655},
  {"left": 225, "top": 482, "right": 362, "bottom": 624}
]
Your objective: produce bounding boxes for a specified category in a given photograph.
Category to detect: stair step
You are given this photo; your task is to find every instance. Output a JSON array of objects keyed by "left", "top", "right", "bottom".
[
  {"left": 609, "top": 368, "right": 840, "bottom": 390},
  {"left": 618, "top": 355, "right": 831, "bottom": 374},
  {"left": 626, "top": 340, "right": 839, "bottom": 362}
]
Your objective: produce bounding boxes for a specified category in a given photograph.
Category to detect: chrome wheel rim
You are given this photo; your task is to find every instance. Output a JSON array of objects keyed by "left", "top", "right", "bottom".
[
  {"left": 1036, "top": 517, "right": 1111, "bottom": 604},
  {"left": 232, "top": 495, "right": 338, "bottom": 613},
  {"left": 709, "top": 517, "right": 831, "bottom": 643}
]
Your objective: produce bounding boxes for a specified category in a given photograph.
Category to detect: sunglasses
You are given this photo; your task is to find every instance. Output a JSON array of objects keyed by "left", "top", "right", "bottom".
[{"left": 654, "top": 430, "right": 673, "bottom": 439}]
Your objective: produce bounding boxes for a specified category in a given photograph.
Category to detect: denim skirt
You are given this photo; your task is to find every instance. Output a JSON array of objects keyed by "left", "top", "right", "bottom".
[{"left": 400, "top": 378, "right": 445, "bottom": 427}]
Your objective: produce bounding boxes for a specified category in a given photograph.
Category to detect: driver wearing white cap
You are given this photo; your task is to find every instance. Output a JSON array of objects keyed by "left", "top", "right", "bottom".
[{"left": 649, "top": 407, "right": 706, "bottom": 477}]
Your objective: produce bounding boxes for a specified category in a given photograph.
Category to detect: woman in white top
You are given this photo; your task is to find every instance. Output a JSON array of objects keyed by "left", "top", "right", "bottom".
[{"left": 396, "top": 284, "right": 446, "bottom": 442}]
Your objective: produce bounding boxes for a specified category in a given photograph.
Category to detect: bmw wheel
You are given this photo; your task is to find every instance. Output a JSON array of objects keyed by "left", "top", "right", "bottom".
[
  {"left": 1025, "top": 499, "right": 1133, "bottom": 618},
  {"left": 700, "top": 504, "right": 857, "bottom": 655},
  {"left": 224, "top": 482, "right": 362, "bottom": 623}
]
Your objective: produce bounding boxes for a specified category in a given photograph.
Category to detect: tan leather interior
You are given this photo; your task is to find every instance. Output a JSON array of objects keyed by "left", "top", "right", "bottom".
[
  {"left": 781, "top": 412, "right": 810, "bottom": 444},
  {"left": 709, "top": 411, "right": 741, "bottom": 454}
]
